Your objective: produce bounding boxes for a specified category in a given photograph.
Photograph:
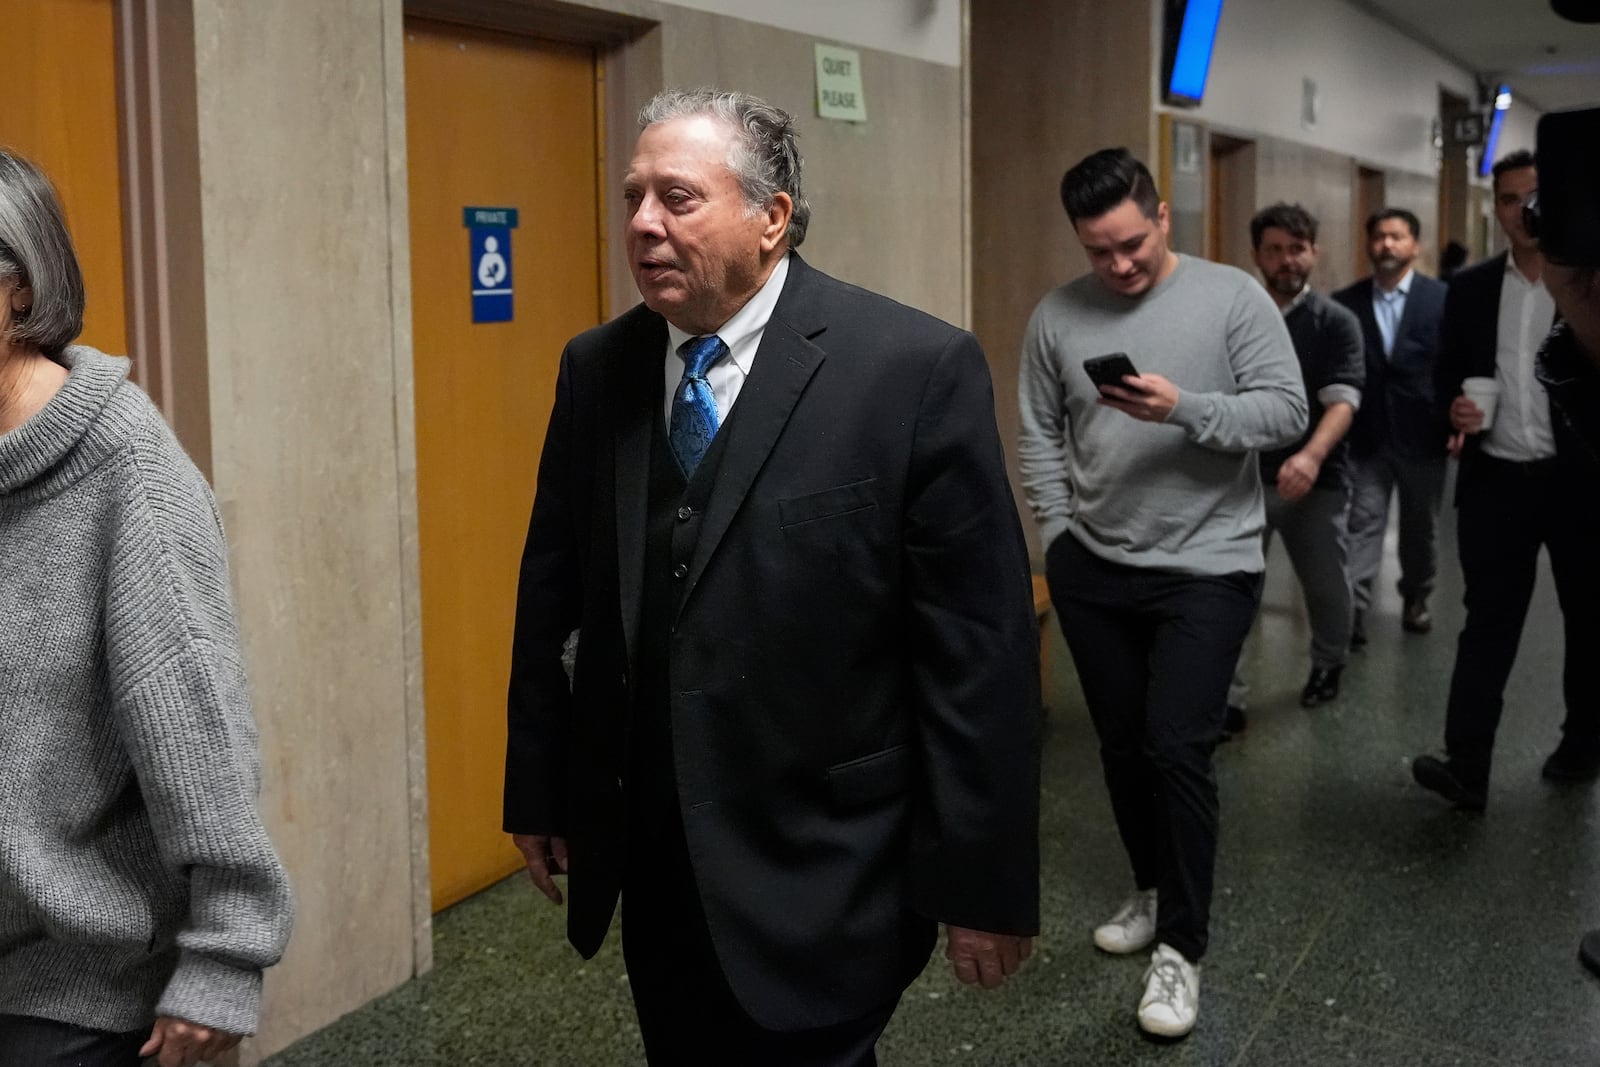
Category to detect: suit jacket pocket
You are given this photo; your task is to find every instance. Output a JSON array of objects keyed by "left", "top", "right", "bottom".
[
  {"left": 826, "top": 743, "right": 912, "bottom": 810},
  {"left": 778, "top": 478, "right": 878, "bottom": 528}
]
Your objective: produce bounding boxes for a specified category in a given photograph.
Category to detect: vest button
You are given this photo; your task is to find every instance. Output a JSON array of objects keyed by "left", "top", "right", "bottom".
[
  {"left": 677, "top": 505, "right": 693, "bottom": 521},
  {"left": 672, "top": 563, "right": 689, "bottom": 579}
]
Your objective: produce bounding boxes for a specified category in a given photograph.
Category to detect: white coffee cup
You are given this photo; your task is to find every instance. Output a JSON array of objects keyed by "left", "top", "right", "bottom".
[{"left": 1461, "top": 376, "right": 1501, "bottom": 431}]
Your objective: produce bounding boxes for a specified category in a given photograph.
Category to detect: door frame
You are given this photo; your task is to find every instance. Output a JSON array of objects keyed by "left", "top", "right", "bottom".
[
  {"left": 115, "top": 0, "right": 213, "bottom": 477},
  {"left": 387, "top": 0, "right": 658, "bottom": 972},
  {"left": 405, "top": 0, "right": 660, "bottom": 320}
]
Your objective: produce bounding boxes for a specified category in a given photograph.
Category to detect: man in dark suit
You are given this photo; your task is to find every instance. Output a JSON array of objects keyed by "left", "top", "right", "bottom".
[
  {"left": 1519, "top": 105, "right": 1600, "bottom": 977},
  {"left": 1334, "top": 209, "right": 1449, "bottom": 642},
  {"left": 502, "top": 88, "right": 1041, "bottom": 1064},
  {"left": 1411, "top": 148, "right": 1600, "bottom": 812}
]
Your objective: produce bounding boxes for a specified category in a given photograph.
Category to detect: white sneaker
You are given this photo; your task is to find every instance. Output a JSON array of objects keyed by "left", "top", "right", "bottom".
[
  {"left": 1137, "top": 943, "right": 1200, "bottom": 1038},
  {"left": 1093, "top": 888, "right": 1157, "bottom": 954}
]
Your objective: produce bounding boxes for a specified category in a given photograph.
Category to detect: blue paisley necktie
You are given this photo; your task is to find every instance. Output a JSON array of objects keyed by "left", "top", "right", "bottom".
[{"left": 670, "top": 334, "right": 727, "bottom": 477}]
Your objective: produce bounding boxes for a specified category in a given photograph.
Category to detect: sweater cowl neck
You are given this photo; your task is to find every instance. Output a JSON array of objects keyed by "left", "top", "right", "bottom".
[{"left": 0, "top": 346, "right": 129, "bottom": 499}]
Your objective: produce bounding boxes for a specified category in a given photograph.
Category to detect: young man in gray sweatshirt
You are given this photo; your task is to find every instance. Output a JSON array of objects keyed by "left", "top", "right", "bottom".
[{"left": 1018, "top": 148, "right": 1305, "bottom": 1039}]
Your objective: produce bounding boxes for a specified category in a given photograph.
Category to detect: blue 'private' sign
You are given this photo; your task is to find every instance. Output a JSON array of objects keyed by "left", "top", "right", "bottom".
[{"left": 464, "top": 207, "right": 519, "bottom": 323}]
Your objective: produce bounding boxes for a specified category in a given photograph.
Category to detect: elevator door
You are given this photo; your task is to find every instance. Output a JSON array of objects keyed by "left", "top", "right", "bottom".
[
  {"left": 5, "top": 0, "right": 127, "bottom": 355},
  {"left": 405, "top": 19, "right": 603, "bottom": 910}
]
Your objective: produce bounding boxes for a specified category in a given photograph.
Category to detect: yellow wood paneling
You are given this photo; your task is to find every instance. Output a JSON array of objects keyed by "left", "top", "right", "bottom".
[
  {"left": 405, "top": 19, "right": 602, "bottom": 911},
  {"left": 2, "top": 0, "right": 126, "bottom": 356}
]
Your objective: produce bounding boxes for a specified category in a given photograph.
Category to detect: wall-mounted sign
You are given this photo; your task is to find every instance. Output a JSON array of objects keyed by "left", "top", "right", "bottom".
[
  {"left": 814, "top": 44, "right": 867, "bottom": 123},
  {"left": 464, "top": 206, "right": 518, "bottom": 323},
  {"left": 1446, "top": 112, "right": 1486, "bottom": 148}
]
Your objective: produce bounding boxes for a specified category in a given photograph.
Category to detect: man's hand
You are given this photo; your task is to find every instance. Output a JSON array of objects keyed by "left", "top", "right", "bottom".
[
  {"left": 512, "top": 833, "right": 569, "bottom": 905},
  {"left": 1450, "top": 394, "right": 1485, "bottom": 434},
  {"left": 1448, "top": 395, "right": 1485, "bottom": 457},
  {"left": 945, "top": 925, "right": 1033, "bottom": 989},
  {"left": 1275, "top": 450, "right": 1321, "bottom": 502},
  {"left": 139, "top": 1016, "right": 241, "bottom": 1067},
  {"left": 1097, "top": 373, "right": 1178, "bottom": 423}
]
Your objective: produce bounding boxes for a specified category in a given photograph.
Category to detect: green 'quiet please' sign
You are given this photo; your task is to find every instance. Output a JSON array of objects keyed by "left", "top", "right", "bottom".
[{"left": 814, "top": 44, "right": 867, "bottom": 123}]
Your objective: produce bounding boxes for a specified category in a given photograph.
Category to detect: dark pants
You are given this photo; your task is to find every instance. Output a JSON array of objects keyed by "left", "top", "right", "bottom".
[
  {"left": 1347, "top": 445, "right": 1447, "bottom": 611},
  {"left": 1047, "top": 533, "right": 1262, "bottom": 962},
  {"left": 0, "top": 1015, "right": 145, "bottom": 1067},
  {"left": 1443, "top": 455, "right": 1600, "bottom": 775},
  {"left": 621, "top": 768, "right": 896, "bottom": 1066}
]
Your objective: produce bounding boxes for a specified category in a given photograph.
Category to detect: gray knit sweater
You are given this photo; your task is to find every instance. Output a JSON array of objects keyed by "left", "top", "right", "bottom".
[
  {"left": 1018, "top": 255, "right": 1307, "bottom": 576},
  {"left": 0, "top": 347, "right": 292, "bottom": 1036}
]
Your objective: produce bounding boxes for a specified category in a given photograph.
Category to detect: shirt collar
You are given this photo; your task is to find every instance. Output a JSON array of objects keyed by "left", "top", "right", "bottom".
[
  {"left": 1378, "top": 269, "right": 1414, "bottom": 299},
  {"left": 665, "top": 253, "right": 791, "bottom": 375},
  {"left": 1503, "top": 254, "right": 1541, "bottom": 288},
  {"left": 1283, "top": 284, "right": 1312, "bottom": 316}
]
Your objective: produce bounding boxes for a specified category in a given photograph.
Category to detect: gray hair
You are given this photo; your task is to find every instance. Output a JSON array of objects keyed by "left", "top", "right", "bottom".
[
  {"left": 0, "top": 149, "right": 84, "bottom": 356},
  {"left": 639, "top": 88, "right": 811, "bottom": 248}
]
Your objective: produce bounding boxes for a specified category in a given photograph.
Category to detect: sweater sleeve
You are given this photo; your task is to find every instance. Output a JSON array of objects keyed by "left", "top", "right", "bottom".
[
  {"left": 105, "top": 439, "right": 293, "bottom": 1036},
  {"left": 1167, "top": 280, "right": 1308, "bottom": 452},
  {"left": 1016, "top": 300, "right": 1074, "bottom": 549}
]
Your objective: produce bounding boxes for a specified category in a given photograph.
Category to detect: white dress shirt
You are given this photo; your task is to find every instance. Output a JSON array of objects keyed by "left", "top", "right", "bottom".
[
  {"left": 1482, "top": 257, "right": 1557, "bottom": 462},
  {"left": 662, "top": 253, "right": 791, "bottom": 427},
  {"left": 1371, "top": 269, "right": 1412, "bottom": 358}
]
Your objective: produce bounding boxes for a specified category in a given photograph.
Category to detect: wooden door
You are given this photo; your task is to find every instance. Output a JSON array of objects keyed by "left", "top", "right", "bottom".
[
  {"left": 404, "top": 19, "right": 603, "bottom": 910},
  {"left": 1207, "top": 133, "right": 1256, "bottom": 272},
  {"left": 1355, "top": 166, "right": 1386, "bottom": 278},
  {"left": 3, "top": 0, "right": 127, "bottom": 355}
]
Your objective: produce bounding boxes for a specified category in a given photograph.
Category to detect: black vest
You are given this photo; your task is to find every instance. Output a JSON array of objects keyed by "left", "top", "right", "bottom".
[{"left": 627, "top": 406, "right": 732, "bottom": 819}]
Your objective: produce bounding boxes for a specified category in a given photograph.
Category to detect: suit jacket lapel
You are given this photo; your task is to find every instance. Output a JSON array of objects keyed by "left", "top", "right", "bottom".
[
  {"left": 615, "top": 313, "right": 667, "bottom": 675},
  {"left": 1475, "top": 254, "right": 1508, "bottom": 378},
  {"left": 675, "top": 256, "right": 828, "bottom": 624},
  {"left": 1352, "top": 279, "right": 1384, "bottom": 357}
]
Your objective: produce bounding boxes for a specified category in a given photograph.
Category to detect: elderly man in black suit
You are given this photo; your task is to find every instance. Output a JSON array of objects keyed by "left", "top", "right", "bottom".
[
  {"left": 1411, "top": 148, "right": 1600, "bottom": 811},
  {"left": 501, "top": 88, "right": 1041, "bottom": 1064},
  {"left": 1334, "top": 209, "right": 1450, "bottom": 643}
]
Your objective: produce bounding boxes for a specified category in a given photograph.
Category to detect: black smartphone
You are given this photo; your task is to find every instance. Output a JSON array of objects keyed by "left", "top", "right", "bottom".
[{"left": 1083, "top": 352, "right": 1141, "bottom": 391}]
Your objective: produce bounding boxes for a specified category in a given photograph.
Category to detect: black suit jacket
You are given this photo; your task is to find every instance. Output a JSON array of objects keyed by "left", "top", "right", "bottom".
[
  {"left": 1333, "top": 272, "right": 1449, "bottom": 458},
  {"left": 1438, "top": 253, "right": 1578, "bottom": 504},
  {"left": 1436, "top": 253, "right": 1511, "bottom": 504},
  {"left": 504, "top": 253, "right": 1041, "bottom": 1031}
]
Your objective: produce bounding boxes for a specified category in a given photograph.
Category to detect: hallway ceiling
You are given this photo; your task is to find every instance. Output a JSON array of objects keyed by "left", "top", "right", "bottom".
[{"left": 1349, "top": 0, "right": 1600, "bottom": 111}]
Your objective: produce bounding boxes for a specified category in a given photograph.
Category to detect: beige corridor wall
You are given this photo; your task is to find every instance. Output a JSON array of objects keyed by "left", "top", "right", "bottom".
[
  {"left": 652, "top": 13, "right": 966, "bottom": 325},
  {"left": 1385, "top": 170, "right": 1442, "bottom": 278},
  {"left": 1252, "top": 138, "right": 1362, "bottom": 294},
  {"left": 969, "top": 0, "right": 1157, "bottom": 560},
  {"left": 186, "top": 1, "right": 422, "bottom": 1061},
  {"left": 590, "top": 0, "right": 967, "bottom": 325}
]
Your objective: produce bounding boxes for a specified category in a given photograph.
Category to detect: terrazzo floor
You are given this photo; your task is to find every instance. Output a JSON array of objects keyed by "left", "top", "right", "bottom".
[{"left": 265, "top": 492, "right": 1600, "bottom": 1065}]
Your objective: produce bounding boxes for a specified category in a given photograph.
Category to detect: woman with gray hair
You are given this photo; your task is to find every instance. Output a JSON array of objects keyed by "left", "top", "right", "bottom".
[{"left": 0, "top": 149, "right": 293, "bottom": 1067}]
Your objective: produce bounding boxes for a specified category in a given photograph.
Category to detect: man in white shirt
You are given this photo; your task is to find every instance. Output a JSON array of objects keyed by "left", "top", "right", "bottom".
[{"left": 1412, "top": 149, "right": 1600, "bottom": 812}]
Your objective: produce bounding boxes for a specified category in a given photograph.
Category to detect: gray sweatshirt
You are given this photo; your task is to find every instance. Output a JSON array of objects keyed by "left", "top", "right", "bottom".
[
  {"left": 0, "top": 347, "right": 292, "bottom": 1036},
  {"left": 1018, "top": 255, "right": 1307, "bottom": 576}
]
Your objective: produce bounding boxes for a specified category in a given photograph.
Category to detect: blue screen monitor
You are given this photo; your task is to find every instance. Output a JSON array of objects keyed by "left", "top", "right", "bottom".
[
  {"left": 1165, "top": 0, "right": 1226, "bottom": 107},
  {"left": 1478, "top": 85, "right": 1511, "bottom": 178}
]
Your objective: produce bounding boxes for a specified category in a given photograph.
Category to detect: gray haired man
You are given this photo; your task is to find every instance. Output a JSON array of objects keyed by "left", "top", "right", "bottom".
[{"left": 504, "top": 88, "right": 1042, "bottom": 1063}]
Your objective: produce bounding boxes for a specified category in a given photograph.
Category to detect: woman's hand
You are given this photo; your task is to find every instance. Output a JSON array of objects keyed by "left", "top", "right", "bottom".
[{"left": 139, "top": 1016, "right": 242, "bottom": 1067}]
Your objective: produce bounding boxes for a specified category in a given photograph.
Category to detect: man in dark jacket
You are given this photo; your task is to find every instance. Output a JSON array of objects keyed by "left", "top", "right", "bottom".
[
  {"left": 1226, "top": 203, "right": 1364, "bottom": 732},
  {"left": 1412, "top": 148, "right": 1600, "bottom": 812},
  {"left": 503, "top": 88, "right": 1041, "bottom": 1064},
  {"left": 1334, "top": 210, "right": 1449, "bottom": 642},
  {"left": 1512, "top": 106, "right": 1600, "bottom": 979}
]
